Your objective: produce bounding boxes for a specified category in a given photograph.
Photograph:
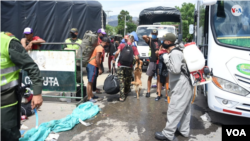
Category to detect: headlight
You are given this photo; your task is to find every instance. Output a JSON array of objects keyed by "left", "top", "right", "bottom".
[{"left": 212, "top": 76, "right": 249, "bottom": 96}]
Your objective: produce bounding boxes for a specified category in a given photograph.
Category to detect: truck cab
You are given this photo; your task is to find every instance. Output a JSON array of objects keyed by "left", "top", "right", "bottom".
[
  {"left": 137, "top": 6, "right": 183, "bottom": 68},
  {"left": 136, "top": 25, "right": 176, "bottom": 66}
]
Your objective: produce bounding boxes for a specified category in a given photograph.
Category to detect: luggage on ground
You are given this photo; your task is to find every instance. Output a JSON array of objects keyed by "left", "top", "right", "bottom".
[
  {"left": 76, "top": 85, "right": 86, "bottom": 101},
  {"left": 103, "top": 65, "right": 120, "bottom": 94}
]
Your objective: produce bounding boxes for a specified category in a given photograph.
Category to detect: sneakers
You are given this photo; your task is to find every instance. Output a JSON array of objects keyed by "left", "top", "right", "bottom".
[
  {"left": 156, "top": 92, "right": 162, "bottom": 97},
  {"left": 165, "top": 97, "right": 168, "bottom": 102},
  {"left": 88, "top": 98, "right": 96, "bottom": 103},
  {"left": 155, "top": 96, "right": 161, "bottom": 101},
  {"left": 151, "top": 85, "right": 157, "bottom": 88},
  {"left": 146, "top": 92, "right": 150, "bottom": 97}
]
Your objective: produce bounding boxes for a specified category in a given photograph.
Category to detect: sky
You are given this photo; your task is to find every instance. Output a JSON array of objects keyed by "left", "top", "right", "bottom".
[{"left": 99, "top": 0, "right": 197, "bottom": 17}]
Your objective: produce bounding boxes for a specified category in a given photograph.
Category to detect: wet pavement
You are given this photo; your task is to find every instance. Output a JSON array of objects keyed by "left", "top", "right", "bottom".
[
  {"left": 40, "top": 57, "right": 250, "bottom": 141},
  {"left": 57, "top": 86, "right": 250, "bottom": 141},
  {"left": 34, "top": 56, "right": 250, "bottom": 141}
]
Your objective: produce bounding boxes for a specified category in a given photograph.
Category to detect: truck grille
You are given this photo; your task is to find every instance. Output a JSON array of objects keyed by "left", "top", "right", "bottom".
[{"left": 141, "top": 53, "right": 146, "bottom": 56}]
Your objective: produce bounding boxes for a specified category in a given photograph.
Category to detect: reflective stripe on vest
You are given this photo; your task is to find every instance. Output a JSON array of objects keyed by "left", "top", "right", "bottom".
[
  {"left": 65, "top": 38, "right": 82, "bottom": 50},
  {"left": 1, "top": 66, "right": 19, "bottom": 74},
  {"left": 1, "top": 101, "right": 18, "bottom": 109},
  {"left": 1, "top": 32, "right": 20, "bottom": 91}
]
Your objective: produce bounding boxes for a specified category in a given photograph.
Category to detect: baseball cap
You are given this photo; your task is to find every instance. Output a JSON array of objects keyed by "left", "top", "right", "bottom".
[
  {"left": 70, "top": 28, "right": 78, "bottom": 33},
  {"left": 23, "top": 27, "right": 33, "bottom": 34},
  {"left": 97, "top": 28, "right": 106, "bottom": 34},
  {"left": 151, "top": 29, "right": 158, "bottom": 34},
  {"left": 163, "top": 33, "right": 176, "bottom": 42}
]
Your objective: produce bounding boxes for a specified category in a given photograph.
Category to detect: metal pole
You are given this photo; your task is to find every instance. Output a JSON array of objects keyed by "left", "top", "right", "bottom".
[
  {"left": 105, "top": 10, "right": 113, "bottom": 25},
  {"left": 124, "top": 15, "right": 126, "bottom": 36}
]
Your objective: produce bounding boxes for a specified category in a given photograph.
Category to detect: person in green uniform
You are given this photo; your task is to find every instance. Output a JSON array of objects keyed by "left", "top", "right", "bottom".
[
  {"left": 64, "top": 28, "right": 82, "bottom": 50},
  {"left": 1, "top": 32, "right": 43, "bottom": 141}
]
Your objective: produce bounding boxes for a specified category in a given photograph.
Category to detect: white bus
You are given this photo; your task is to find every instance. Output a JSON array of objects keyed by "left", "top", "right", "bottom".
[
  {"left": 136, "top": 25, "right": 176, "bottom": 67},
  {"left": 194, "top": 0, "right": 250, "bottom": 117}
]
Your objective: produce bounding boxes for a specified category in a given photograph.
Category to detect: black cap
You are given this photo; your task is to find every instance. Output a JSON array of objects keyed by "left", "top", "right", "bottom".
[
  {"left": 152, "top": 29, "right": 158, "bottom": 34},
  {"left": 163, "top": 33, "right": 176, "bottom": 42}
]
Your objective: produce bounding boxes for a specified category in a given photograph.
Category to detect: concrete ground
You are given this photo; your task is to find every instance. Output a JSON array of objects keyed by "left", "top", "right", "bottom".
[{"left": 22, "top": 56, "right": 250, "bottom": 141}]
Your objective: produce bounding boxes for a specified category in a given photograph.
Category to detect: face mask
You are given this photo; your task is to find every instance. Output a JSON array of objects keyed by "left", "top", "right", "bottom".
[
  {"left": 162, "top": 43, "right": 175, "bottom": 49},
  {"left": 152, "top": 35, "right": 157, "bottom": 39},
  {"left": 71, "top": 33, "right": 77, "bottom": 38}
]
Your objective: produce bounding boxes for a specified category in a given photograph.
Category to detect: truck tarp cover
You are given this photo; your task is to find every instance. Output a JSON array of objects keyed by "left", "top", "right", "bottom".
[
  {"left": 1, "top": 1, "right": 106, "bottom": 50},
  {"left": 139, "top": 6, "right": 181, "bottom": 25}
]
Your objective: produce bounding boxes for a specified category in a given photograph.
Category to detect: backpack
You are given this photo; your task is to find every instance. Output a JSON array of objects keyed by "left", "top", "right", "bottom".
[
  {"left": 119, "top": 43, "right": 134, "bottom": 66},
  {"left": 170, "top": 44, "right": 192, "bottom": 86},
  {"left": 76, "top": 30, "right": 98, "bottom": 67},
  {"left": 103, "top": 65, "right": 120, "bottom": 94}
]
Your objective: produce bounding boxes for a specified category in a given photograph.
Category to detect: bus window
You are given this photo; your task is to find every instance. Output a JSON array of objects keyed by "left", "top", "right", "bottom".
[{"left": 212, "top": 1, "right": 250, "bottom": 48}]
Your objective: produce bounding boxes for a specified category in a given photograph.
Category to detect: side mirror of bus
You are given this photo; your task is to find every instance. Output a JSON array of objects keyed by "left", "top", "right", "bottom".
[
  {"left": 189, "top": 24, "right": 194, "bottom": 34},
  {"left": 202, "top": 0, "right": 217, "bottom": 6}
]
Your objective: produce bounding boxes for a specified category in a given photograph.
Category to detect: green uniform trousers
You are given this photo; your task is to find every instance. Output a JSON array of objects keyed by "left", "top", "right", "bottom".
[
  {"left": 117, "top": 67, "right": 133, "bottom": 99},
  {"left": 1, "top": 104, "right": 21, "bottom": 141}
]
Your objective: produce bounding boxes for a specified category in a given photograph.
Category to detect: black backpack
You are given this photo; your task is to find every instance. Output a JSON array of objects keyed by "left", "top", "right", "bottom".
[
  {"left": 103, "top": 65, "right": 120, "bottom": 94},
  {"left": 119, "top": 43, "right": 134, "bottom": 66}
]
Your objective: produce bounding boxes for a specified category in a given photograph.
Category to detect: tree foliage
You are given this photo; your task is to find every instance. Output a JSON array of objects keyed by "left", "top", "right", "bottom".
[
  {"left": 116, "top": 10, "right": 137, "bottom": 35},
  {"left": 161, "top": 3, "right": 195, "bottom": 42},
  {"left": 105, "top": 25, "right": 116, "bottom": 35},
  {"left": 176, "top": 3, "right": 195, "bottom": 42}
]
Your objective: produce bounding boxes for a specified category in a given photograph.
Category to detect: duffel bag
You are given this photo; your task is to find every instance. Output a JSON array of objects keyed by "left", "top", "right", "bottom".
[{"left": 103, "top": 65, "right": 120, "bottom": 94}]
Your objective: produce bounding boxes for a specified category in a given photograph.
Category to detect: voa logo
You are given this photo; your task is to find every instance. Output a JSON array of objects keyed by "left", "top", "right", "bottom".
[
  {"left": 231, "top": 5, "right": 243, "bottom": 16},
  {"left": 226, "top": 129, "right": 246, "bottom": 136}
]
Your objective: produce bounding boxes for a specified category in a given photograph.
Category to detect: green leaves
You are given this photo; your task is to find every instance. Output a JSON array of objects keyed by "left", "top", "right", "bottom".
[
  {"left": 116, "top": 10, "right": 137, "bottom": 35},
  {"left": 106, "top": 25, "right": 116, "bottom": 35},
  {"left": 161, "top": 3, "right": 195, "bottom": 42}
]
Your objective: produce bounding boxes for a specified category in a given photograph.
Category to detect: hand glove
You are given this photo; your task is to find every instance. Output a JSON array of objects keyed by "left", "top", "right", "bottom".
[{"left": 163, "top": 53, "right": 170, "bottom": 64}]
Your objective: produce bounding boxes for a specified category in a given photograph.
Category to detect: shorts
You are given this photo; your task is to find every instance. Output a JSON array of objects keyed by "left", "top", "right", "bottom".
[
  {"left": 160, "top": 75, "right": 167, "bottom": 84},
  {"left": 86, "top": 64, "right": 99, "bottom": 83},
  {"left": 146, "top": 62, "right": 157, "bottom": 76}
]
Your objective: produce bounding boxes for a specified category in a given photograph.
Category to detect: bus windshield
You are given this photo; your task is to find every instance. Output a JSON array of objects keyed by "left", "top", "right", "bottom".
[
  {"left": 212, "top": 1, "right": 250, "bottom": 49},
  {"left": 136, "top": 26, "right": 175, "bottom": 46}
]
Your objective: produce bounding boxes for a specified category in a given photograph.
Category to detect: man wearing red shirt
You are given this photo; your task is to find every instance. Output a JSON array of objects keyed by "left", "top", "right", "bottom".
[
  {"left": 21, "top": 27, "right": 45, "bottom": 51},
  {"left": 113, "top": 35, "right": 139, "bottom": 102}
]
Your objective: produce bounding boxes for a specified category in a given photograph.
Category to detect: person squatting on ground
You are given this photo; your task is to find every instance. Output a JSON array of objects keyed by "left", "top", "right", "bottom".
[
  {"left": 155, "top": 33, "right": 193, "bottom": 141},
  {"left": 142, "top": 29, "right": 161, "bottom": 97},
  {"left": 86, "top": 37, "right": 108, "bottom": 103},
  {"left": 113, "top": 35, "right": 139, "bottom": 102},
  {"left": 1, "top": 32, "right": 43, "bottom": 141},
  {"left": 21, "top": 27, "right": 45, "bottom": 51}
]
